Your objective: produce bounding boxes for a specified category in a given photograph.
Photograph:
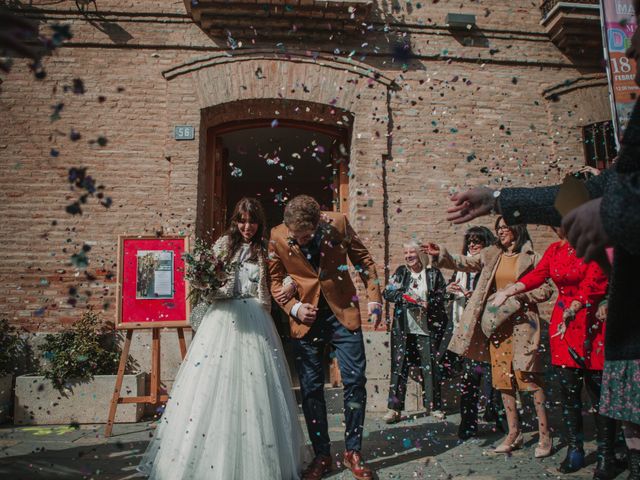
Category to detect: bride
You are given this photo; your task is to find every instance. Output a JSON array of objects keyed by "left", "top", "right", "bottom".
[{"left": 138, "top": 197, "right": 303, "bottom": 479}]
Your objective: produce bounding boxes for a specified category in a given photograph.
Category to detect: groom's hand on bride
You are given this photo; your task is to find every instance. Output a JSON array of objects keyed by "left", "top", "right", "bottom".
[{"left": 296, "top": 304, "right": 318, "bottom": 325}]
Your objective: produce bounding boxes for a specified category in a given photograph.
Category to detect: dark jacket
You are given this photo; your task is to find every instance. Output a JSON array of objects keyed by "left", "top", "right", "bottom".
[
  {"left": 498, "top": 102, "right": 640, "bottom": 361},
  {"left": 383, "top": 265, "right": 448, "bottom": 337}
]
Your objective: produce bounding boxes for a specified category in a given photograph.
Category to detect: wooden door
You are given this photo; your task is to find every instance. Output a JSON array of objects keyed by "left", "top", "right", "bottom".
[
  {"left": 331, "top": 142, "right": 350, "bottom": 214},
  {"left": 212, "top": 139, "right": 228, "bottom": 241}
]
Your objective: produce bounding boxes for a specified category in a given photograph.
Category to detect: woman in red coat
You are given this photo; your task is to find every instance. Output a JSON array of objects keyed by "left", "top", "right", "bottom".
[{"left": 492, "top": 227, "right": 615, "bottom": 480}]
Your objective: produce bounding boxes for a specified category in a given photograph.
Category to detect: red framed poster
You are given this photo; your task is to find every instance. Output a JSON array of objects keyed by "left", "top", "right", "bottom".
[{"left": 116, "top": 235, "right": 190, "bottom": 329}]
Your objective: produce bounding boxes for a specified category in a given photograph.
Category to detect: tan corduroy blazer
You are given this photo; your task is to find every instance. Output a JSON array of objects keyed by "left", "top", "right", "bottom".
[{"left": 268, "top": 212, "right": 382, "bottom": 339}]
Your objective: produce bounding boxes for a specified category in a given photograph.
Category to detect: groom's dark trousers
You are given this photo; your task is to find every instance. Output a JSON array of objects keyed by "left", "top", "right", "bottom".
[{"left": 291, "top": 299, "right": 367, "bottom": 456}]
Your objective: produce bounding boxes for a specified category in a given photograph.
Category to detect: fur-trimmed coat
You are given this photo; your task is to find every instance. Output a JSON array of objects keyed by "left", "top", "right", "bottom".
[{"left": 205, "top": 235, "right": 271, "bottom": 310}]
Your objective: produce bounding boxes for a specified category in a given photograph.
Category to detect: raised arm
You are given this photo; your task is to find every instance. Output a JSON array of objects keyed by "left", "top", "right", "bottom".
[
  {"left": 445, "top": 170, "right": 612, "bottom": 227},
  {"left": 499, "top": 170, "right": 612, "bottom": 227},
  {"left": 426, "top": 243, "right": 484, "bottom": 273}
]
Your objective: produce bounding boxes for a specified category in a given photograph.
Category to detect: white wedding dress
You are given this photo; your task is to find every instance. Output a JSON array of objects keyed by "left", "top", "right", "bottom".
[{"left": 138, "top": 244, "right": 302, "bottom": 479}]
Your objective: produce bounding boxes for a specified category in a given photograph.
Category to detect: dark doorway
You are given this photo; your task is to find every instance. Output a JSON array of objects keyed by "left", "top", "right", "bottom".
[{"left": 221, "top": 126, "right": 338, "bottom": 228}]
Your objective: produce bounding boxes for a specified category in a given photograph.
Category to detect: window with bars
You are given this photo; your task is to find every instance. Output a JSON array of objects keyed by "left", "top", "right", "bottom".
[{"left": 582, "top": 121, "right": 617, "bottom": 170}]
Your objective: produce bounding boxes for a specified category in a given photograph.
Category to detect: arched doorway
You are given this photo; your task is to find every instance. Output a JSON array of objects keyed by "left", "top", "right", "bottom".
[{"left": 200, "top": 118, "right": 352, "bottom": 386}]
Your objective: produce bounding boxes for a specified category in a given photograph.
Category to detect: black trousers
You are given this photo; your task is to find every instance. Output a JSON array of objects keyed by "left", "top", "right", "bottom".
[
  {"left": 458, "top": 358, "right": 502, "bottom": 437},
  {"left": 388, "top": 333, "right": 443, "bottom": 411}
]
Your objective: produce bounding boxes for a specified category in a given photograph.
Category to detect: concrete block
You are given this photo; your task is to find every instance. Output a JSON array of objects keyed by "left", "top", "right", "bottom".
[{"left": 14, "top": 373, "right": 146, "bottom": 425}]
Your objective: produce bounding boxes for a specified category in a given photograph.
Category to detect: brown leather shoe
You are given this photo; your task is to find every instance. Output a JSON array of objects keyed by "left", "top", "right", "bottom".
[
  {"left": 343, "top": 450, "right": 373, "bottom": 480},
  {"left": 302, "top": 455, "right": 332, "bottom": 480}
]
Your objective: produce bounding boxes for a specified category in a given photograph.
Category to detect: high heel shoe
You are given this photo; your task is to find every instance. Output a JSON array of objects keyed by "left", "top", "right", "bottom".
[
  {"left": 494, "top": 432, "right": 524, "bottom": 453},
  {"left": 534, "top": 437, "right": 553, "bottom": 458}
]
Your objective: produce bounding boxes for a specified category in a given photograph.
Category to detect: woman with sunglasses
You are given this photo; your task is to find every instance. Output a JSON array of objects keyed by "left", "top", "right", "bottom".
[
  {"left": 492, "top": 227, "right": 615, "bottom": 479},
  {"left": 445, "top": 226, "right": 503, "bottom": 440},
  {"left": 423, "top": 217, "right": 553, "bottom": 457}
]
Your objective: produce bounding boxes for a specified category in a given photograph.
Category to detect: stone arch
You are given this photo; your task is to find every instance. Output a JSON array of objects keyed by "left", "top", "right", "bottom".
[
  {"left": 197, "top": 98, "right": 355, "bottom": 238},
  {"left": 163, "top": 53, "right": 394, "bottom": 287}
]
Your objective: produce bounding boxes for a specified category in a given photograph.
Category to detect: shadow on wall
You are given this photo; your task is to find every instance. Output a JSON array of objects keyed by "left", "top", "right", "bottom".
[
  {"left": 4, "top": 0, "right": 133, "bottom": 45},
  {"left": 72, "top": 0, "right": 134, "bottom": 44},
  {"left": 373, "top": 0, "right": 490, "bottom": 71}
]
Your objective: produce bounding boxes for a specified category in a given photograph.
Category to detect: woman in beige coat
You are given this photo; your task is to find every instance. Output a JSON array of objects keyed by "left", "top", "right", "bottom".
[{"left": 423, "top": 217, "right": 554, "bottom": 457}]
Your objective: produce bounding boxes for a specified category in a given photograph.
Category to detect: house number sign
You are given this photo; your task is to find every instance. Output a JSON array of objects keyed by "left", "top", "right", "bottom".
[{"left": 174, "top": 125, "right": 195, "bottom": 140}]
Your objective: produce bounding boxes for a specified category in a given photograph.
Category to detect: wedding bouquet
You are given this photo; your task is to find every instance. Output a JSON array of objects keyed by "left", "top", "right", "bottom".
[{"left": 183, "top": 239, "right": 235, "bottom": 329}]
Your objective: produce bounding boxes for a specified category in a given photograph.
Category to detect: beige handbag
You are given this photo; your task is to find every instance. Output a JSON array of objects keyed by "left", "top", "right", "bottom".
[{"left": 481, "top": 293, "right": 522, "bottom": 337}]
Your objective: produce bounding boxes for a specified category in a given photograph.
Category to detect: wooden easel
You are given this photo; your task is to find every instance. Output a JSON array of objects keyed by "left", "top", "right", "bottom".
[{"left": 104, "top": 327, "right": 188, "bottom": 437}]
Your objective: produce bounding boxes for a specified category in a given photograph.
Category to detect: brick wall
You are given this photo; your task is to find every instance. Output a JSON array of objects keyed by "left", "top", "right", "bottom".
[{"left": 0, "top": 0, "right": 608, "bottom": 334}]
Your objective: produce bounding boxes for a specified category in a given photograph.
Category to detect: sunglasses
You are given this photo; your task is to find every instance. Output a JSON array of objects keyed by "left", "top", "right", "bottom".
[{"left": 466, "top": 238, "right": 484, "bottom": 246}]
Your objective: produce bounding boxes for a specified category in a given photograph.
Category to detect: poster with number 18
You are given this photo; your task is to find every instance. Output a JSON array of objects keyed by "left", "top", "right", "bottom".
[{"left": 602, "top": 0, "right": 640, "bottom": 140}]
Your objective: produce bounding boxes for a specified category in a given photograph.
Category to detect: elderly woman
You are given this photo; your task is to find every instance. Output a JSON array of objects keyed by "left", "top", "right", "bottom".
[
  {"left": 423, "top": 218, "right": 554, "bottom": 457},
  {"left": 382, "top": 241, "right": 448, "bottom": 424}
]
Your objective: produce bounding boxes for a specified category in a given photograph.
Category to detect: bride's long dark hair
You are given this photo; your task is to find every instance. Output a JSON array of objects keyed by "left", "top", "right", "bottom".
[{"left": 224, "top": 197, "right": 267, "bottom": 261}]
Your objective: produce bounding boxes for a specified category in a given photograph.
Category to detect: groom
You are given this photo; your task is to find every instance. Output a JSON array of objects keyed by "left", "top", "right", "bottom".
[{"left": 268, "top": 195, "right": 382, "bottom": 480}]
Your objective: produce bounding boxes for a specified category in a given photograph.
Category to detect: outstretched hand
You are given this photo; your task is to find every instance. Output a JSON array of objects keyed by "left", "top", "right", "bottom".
[
  {"left": 446, "top": 187, "right": 497, "bottom": 224},
  {"left": 420, "top": 242, "right": 440, "bottom": 256}
]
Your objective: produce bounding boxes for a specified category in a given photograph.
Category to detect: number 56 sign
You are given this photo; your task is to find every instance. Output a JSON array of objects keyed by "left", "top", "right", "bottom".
[{"left": 174, "top": 125, "right": 195, "bottom": 141}]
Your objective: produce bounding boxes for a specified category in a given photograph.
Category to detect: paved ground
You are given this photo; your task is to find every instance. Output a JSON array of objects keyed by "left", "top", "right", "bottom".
[{"left": 0, "top": 408, "right": 631, "bottom": 480}]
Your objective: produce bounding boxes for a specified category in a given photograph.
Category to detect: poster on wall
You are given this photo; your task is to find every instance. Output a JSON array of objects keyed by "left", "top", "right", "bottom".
[
  {"left": 116, "top": 236, "right": 190, "bottom": 329},
  {"left": 601, "top": 0, "right": 640, "bottom": 141}
]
